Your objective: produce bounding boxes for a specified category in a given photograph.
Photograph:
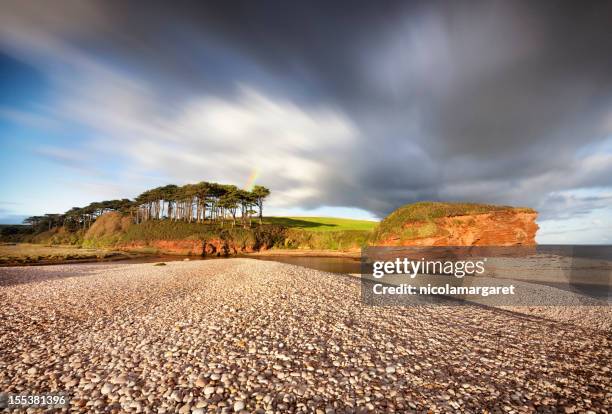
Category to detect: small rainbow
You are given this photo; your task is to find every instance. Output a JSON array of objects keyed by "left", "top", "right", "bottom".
[{"left": 244, "top": 168, "right": 259, "bottom": 190}]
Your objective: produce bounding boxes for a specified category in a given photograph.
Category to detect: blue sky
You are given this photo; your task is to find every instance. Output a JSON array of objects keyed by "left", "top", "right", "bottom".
[{"left": 1, "top": 1, "right": 611, "bottom": 244}]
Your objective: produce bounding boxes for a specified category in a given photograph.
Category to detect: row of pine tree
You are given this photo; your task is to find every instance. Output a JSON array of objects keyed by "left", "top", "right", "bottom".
[{"left": 23, "top": 182, "right": 270, "bottom": 231}]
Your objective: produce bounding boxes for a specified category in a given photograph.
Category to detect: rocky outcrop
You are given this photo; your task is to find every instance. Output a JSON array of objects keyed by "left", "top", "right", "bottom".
[
  {"left": 120, "top": 239, "right": 260, "bottom": 256},
  {"left": 119, "top": 240, "right": 200, "bottom": 255},
  {"left": 375, "top": 202, "right": 538, "bottom": 246}
]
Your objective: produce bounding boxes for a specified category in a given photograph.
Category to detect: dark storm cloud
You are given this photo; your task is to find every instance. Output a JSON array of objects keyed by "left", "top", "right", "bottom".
[
  {"left": 139, "top": 0, "right": 612, "bottom": 217},
  {"left": 1, "top": 0, "right": 611, "bottom": 220}
]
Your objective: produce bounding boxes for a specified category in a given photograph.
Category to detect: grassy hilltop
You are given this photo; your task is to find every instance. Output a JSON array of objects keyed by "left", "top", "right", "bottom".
[
  {"left": 262, "top": 217, "right": 377, "bottom": 250},
  {"left": 263, "top": 217, "right": 377, "bottom": 231},
  {"left": 77, "top": 213, "right": 377, "bottom": 252}
]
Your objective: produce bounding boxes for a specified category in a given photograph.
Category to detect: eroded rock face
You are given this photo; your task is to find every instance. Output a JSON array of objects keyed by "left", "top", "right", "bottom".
[
  {"left": 121, "top": 239, "right": 259, "bottom": 256},
  {"left": 121, "top": 240, "right": 204, "bottom": 255},
  {"left": 153, "top": 240, "right": 204, "bottom": 255},
  {"left": 379, "top": 210, "right": 538, "bottom": 246}
]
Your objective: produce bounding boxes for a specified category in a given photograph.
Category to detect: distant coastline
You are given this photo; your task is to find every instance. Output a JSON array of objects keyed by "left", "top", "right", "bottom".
[{"left": 1, "top": 201, "right": 543, "bottom": 267}]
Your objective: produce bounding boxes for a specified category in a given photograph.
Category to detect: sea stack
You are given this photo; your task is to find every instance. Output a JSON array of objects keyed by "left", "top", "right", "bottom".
[{"left": 373, "top": 202, "right": 538, "bottom": 246}]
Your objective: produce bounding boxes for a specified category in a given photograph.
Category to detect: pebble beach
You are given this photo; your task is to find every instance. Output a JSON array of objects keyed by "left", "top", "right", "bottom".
[{"left": 0, "top": 259, "right": 610, "bottom": 413}]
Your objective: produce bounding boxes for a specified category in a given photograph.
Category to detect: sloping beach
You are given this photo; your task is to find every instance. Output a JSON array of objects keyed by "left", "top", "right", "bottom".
[{"left": 0, "top": 259, "right": 610, "bottom": 413}]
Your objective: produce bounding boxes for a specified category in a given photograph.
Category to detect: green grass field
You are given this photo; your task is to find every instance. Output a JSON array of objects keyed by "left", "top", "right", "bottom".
[{"left": 264, "top": 217, "right": 378, "bottom": 232}]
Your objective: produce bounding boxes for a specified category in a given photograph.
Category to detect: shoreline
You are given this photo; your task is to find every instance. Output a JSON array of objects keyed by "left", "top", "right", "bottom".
[
  {"left": 0, "top": 243, "right": 359, "bottom": 267},
  {"left": 0, "top": 254, "right": 149, "bottom": 267},
  {"left": 244, "top": 248, "right": 360, "bottom": 258},
  {"left": 0, "top": 244, "right": 153, "bottom": 267}
]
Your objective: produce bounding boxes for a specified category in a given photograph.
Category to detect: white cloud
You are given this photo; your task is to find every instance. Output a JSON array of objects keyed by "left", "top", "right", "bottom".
[{"left": 28, "top": 48, "right": 359, "bottom": 208}]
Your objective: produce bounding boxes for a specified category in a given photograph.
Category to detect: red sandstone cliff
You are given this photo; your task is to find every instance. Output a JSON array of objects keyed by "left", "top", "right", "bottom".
[
  {"left": 120, "top": 239, "right": 259, "bottom": 256},
  {"left": 374, "top": 203, "right": 538, "bottom": 246}
]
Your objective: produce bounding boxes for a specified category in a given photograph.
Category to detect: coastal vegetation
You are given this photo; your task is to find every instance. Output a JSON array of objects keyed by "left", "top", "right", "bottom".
[
  {"left": 3, "top": 215, "right": 375, "bottom": 255},
  {"left": 21, "top": 181, "right": 272, "bottom": 233},
  {"left": 5, "top": 179, "right": 379, "bottom": 254},
  {"left": 80, "top": 213, "right": 372, "bottom": 252},
  {"left": 283, "top": 229, "right": 371, "bottom": 250},
  {"left": 2, "top": 200, "right": 536, "bottom": 260},
  {"left": 132, "top": 183, "right": 270, "bottom": 226},
  {"left": 0, "top": 224, "right": 34, "bottom": 242}
]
